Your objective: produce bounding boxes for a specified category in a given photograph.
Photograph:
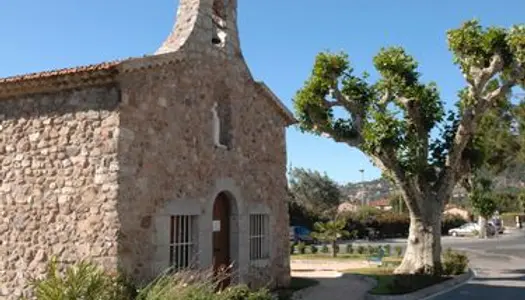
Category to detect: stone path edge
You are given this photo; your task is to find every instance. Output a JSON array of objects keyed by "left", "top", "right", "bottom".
[{"left": 361, "top": 268, "right": 475, "bottom": 300}]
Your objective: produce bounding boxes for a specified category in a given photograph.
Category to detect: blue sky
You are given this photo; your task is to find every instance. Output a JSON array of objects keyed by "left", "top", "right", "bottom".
[{"left": 1, "top": 0, "right": 524, "bottom": 184}]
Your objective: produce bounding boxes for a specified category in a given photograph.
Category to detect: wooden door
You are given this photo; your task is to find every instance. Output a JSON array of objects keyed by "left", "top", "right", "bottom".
[{"left": 212, "top": 192, "right": 231, "bottom": 288}]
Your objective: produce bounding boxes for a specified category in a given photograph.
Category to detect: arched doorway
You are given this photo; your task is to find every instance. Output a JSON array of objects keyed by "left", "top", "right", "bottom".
[{"left": 212, "top": 191, "right": 237, "bottom": 288}]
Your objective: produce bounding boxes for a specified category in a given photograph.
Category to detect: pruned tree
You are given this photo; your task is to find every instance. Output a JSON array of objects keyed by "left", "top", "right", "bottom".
[
  {"left": 288, "top": 167, "right": 342, "bottom": 218},
  {"left": 460, "top": 91, "right": 522, "bottom": 238},
  {"left": 293, "top": 20, "right": 525, "bottom": 274},
  {"left": 469, "top": 177, "right": 497, "bottom": 238}
]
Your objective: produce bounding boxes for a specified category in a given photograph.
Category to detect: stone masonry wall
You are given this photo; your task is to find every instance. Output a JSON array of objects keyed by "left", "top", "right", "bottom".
[
  {"left": 116, "top": 51, "right": 290, "bottom": 288},
  {"left": 0, "top": 85, "right": 121, "bottom": 299}
]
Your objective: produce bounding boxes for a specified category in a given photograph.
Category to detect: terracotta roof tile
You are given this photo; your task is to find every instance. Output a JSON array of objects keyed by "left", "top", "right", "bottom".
[
  {"left": 0, "top": 60, "right": 121, "bottom": 84},
  {"left": 369, "top": 198, "right": 390, "bottom": 207}
]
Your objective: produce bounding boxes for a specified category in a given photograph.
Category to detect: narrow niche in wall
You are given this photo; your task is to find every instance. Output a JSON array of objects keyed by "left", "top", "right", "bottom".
[
  {"left": 212, "top": 0, "right": 228, "bottom": 46},
  {"left": 212, "top": 99, "right": 232, "bottom": 150}
]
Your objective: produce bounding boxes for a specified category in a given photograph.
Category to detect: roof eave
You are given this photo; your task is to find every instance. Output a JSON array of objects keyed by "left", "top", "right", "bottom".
[{"left": 256, "top": 81, "right": 297, "bottom": 126}]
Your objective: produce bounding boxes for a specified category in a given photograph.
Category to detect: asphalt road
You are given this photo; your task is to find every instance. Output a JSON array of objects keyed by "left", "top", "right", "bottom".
[
  {"left": 341, "top": 230, "right": 525, "bottom": 299},
  {"left": 427, "top": 229, "right": 525, "bottom": 300}
]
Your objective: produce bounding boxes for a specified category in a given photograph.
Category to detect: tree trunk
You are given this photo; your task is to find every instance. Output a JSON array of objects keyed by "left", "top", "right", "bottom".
[
  {"left": 394, "top": 209, "right": 442, "bottom": 274},
  {"left": 331, "top": 241, "right": 337, "bottom": 257},
  {"left": 478, "top": 215, "right": 487, "bottom": 239}
]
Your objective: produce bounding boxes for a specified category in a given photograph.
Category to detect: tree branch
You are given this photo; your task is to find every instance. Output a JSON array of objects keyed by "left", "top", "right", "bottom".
[
  {"left": 436, "top": 54, "right": 516, "bottom": 201},
  {"left": 329, "top": 85, "right": 366, "bottom": 133},
  {"left": 470, "top": 53, "right": 504, "bottom": 97},
  {"left": 372, "top": 149, "right": 424, "bottom": 215}
]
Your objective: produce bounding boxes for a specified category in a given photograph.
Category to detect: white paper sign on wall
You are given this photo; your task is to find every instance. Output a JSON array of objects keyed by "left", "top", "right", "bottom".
[{"left": 213, "top": 220, "right": 221, "bottom": 232}]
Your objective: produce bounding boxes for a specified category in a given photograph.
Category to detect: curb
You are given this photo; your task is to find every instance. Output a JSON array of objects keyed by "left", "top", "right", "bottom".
[{"left": 362, "top": 268, "right": 475, "bottom": 300}]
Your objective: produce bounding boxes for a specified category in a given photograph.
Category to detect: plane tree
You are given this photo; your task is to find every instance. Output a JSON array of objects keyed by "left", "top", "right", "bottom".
[{"left": 293, "top": 20, "right": 525, "bottom": 274}]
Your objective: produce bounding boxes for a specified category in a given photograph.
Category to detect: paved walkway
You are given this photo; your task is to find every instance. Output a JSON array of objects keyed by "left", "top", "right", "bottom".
[
  {"left": 428, "top": 249, "right": 525, "bottom": 300},
  {"left": 290, "top": 259, "right": 374, "bottom": 300},
  {"left": 291, "top": 272, "right": 374, "bottom": 300}
]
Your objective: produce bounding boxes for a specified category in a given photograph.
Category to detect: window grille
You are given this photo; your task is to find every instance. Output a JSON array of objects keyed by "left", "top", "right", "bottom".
[
  {"left": 169, "top": 215, "right": 198, "bottom": 270},
  {"left": 249, "top": 214, "right": 269, "bottom": 260}
]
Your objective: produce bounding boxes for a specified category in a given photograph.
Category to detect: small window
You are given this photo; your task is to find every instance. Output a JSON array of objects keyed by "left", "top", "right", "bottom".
[
  {"left": 212, "top": 0, "right": 228, "bottom": 45},
  {"left": 169, "top": 215, "right": 198, "bottom": 270},
  {"left": 249, "top": 214, "right": 270, "bottom": 260}
]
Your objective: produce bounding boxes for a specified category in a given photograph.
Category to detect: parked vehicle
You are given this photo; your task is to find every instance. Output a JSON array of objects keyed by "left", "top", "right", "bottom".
[
  {"left": 289, "top": 226, "right": 314, "bottom": 244},
  {"left": 448, "top": 222, "right": 495, "bottom": 237},
  {"left": 489, "top": 218, "right": 505, "bottom": 234}
]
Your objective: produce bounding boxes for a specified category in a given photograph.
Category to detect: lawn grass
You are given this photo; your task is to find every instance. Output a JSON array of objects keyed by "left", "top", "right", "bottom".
[
  {"left": 345, "top": 267, "right": 451, "bottom": 295},
  {"left": 275, "top": 277, "right": 319, "bottom": 300}
]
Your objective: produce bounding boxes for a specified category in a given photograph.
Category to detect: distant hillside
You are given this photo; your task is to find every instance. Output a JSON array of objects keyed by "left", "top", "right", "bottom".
[{"left": 340, "top": 163, "right": 525, "bottom": 205}]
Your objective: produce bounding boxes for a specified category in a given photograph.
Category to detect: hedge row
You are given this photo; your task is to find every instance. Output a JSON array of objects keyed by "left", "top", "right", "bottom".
[{"left": 341, "top": 211, "right": 467, "bottom": 239}]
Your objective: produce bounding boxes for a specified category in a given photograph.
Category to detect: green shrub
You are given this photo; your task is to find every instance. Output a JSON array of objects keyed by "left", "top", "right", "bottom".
[
  {"left": 137, "top": 267, "right": 272, "bottom": 300},
  {"left": 309, "top": 245, "right": 318, "bottom": 254},
  {"left": 333, "top": 244, "right": 340, "bottom": 254},
  {"left": 290, "top": 242, "right": 296, "bottom": 255},
  {"left": 346, "top": 244, "right": 353, "bottom": 254},
  {"left": 220, "top": 285, "right": 272, "bottom": 300},
  {"left": 321, "top": 244, "right": 329, "bottom": 253},
  {"left": 367, "top": 245, "right": 375, "bottom": 255},
  {"left": 375, "top": 245, "right": 383, "bottom": 255},
  {"left": 357, "top": 245, "right": 366, "bottom": 255},
  {"left": 383, "top": 245, "right": 391, "bottom": 256},
  {"left": 29, "top": 257, "right": 135, "bottom": 300},
  {"left": 442, "top": 248, "right": 469, "bottom": 276},
  {"left": 394, "top": 246, "right": 403, "bottom": 257},
  {"left": 297, "top": 242, "right": 306, "bottom": 254}
]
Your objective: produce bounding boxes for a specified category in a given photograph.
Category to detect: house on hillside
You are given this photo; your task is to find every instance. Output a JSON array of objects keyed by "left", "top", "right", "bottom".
[
  {"left": 369, "top": 198, "right": 393, "bottom": 211},
  {"left": 0, "top": 0, "right": 295, "bottom": 297},
  {"left": 337, "top": 201, "right": 360, "bottom": 214},
  {"left": 443, "top": 204, "right": 472, "bottom": 221}
]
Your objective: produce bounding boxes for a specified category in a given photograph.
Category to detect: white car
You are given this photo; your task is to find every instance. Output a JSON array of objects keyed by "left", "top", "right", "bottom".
[{"left": 448, "top": 222, "right": 495, "bottom": 237}]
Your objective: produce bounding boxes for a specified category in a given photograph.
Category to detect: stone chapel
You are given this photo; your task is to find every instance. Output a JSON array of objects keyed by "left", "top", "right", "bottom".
[{"left": 0, "top": 0, "right": 294, "bottom": 297}]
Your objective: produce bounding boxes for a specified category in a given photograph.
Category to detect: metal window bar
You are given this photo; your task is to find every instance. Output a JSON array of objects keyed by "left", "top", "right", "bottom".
[
  {"left": 169, "top": 215, "right": 195, "bottom": 271},
  {"left": 249, "top": 214, "right": 269, "bottom": 260}
]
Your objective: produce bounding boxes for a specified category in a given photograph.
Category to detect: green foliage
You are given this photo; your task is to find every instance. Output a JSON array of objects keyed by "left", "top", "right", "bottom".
[
  {"left": 343, "top": 210, "right": 466, "bottom": 239},
  {"left": 293, "top": 20, "right": 525, "bottom": 229},
  {"left": 136, "top": 268, "right": 272, "bottom": 300},
  {"left": 29, "top": 257, "right": 135, "bottom": 300},
  {"left": 367, "top": 245, "right": 375, "bottom": 255},
  {"left": 384, "top": 245, "right": 391, "bottom": 256},
  {"left": 448, "top": 20, "right": 512, "bottom": 72},
  {"left": 321, "top": 244, "right": 329, "bottom": 253},
  {"left": 311, "top": 218, "right": 350, "bottom": 243},
  {"left": 470, "top": 177, "right": 498, "bottom": 218},
  {"left": 357, "top": 245, "right": 366, "bottom": 255},
  {"left": 217, "top": 285, "right": 272, "bottom": 300},
  {"left": 395, "top": 246, "right": 403, "bottom": 257},
  {"left": 30, "top": 260, "right": 273, "bottom": 300},
  {"left": 290, "top": 242, "right": 296, "bottom": 255},
  {"left": 309, "top": 245, "right": 318, "bottom": 254},
  {"left": 346, "top": 244, "right": 354, "bottom": 254},
  {"left": 288, "top": 167, "right": 342, "bottom": 217},
  {"left": 388, "top": 193, "right": 408, "bottom": 214},
  {"left": 297, "top": 242, "right": 306, "bottom": 255},
  {"left": 442, "top": 248, "right": 469, "bottom": 276},
  {"left": 492, "top": 191, "right": 524, "bottom": 213}
]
